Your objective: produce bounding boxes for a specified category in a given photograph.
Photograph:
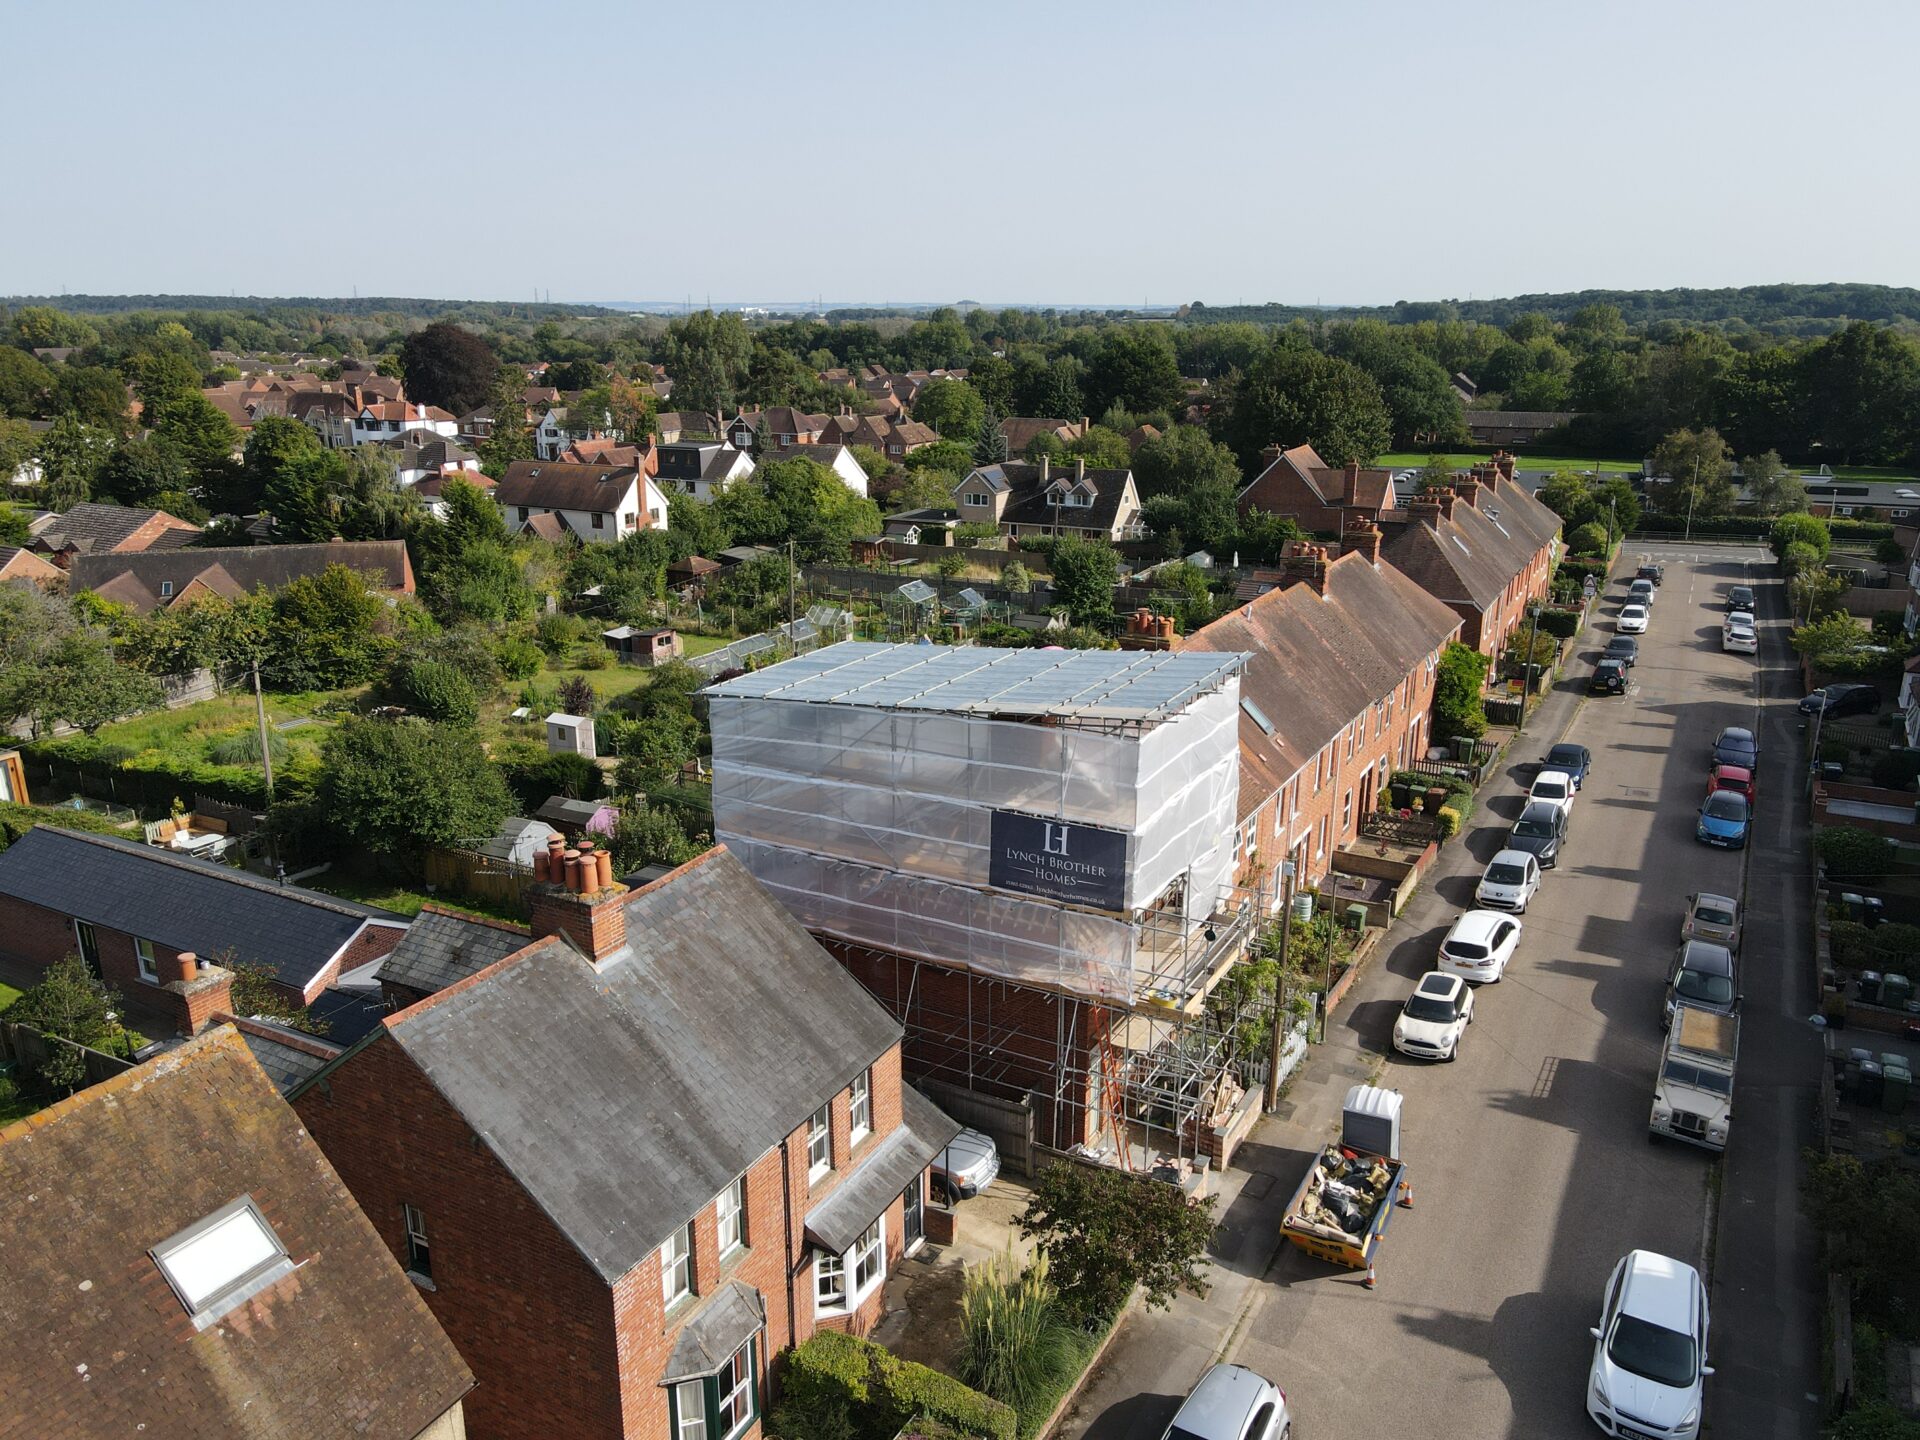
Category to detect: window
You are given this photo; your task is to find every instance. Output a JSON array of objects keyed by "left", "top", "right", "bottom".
[
  {"left": 404, "top": 1203, "right": 431, "bottom": 1280},
  {"left": 807, "top": 1104, "right": 832, "bottom": 1180},
  {"left": 964, "top": 492, "right": 988, "bottom": 507},
  {"left": 1341, "top": 790, "right": 1353, "bottom": 833},
  {"left": 849, "top": 1070, "right": 871, "bottom": 1143},
  {"left": 850, "top": 1218, "right": 885, "bottom": 1295},
  {"left": 592, "top": 511, "right": 606, "bottom": 529},
  {"left": 150, "top": 1196, "right": 289, "bottom": 1325},
  {"left": 717, "top": 1176, "right": 747, "bottom": 1256},
  {"left": 517, "top": 506, "right": 529, "bottom": 522},
  {"left": 134, "top": 936, "right": 159, "bottom": 983},
  {"left": 675, "top": 1381, "right": 709, "bottom": 1440},
  {"left": 814, "top": 1249, "right": 846, "bottom": 1311},
  {"left": 661, "top": 1221, "right": 693, "bottom": 1307},
  {"left": 716, "top": 1338, "right": 756, "bottom": 1438},
  {"left": 159, "top": 580, "right": 174, "bottom": 599}
]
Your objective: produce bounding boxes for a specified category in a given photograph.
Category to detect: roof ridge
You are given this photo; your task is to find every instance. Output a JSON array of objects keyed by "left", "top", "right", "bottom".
[
  {"left": 619, "top": 841, "right": 729, "bottom": 909},
  {"left": 0, "top": 1024, "right": 251, "bottom": 1141},
  {"left": 417, "top": 902, "right": 532, "bottom": 937},
  {"left": 386, "top": 932, "right": 563, "bottom": 1030},
  {"left": 214, "top": 1011, "right": 343, "bottom": 1060}
]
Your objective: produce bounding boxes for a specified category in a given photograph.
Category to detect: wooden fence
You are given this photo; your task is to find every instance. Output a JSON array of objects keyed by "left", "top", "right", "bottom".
[
  {"left": 423, "top": 848, "right": 536, "bottom": 910},
  {"left": 917, "top": 1077, "right": 1034, "bottom": 1178},
  {"left": 1, "top": 1021, "right": 135, "bottom": 1096}
]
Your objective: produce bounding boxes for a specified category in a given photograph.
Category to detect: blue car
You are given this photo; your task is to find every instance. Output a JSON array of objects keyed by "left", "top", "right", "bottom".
[
  {"left": 1696, "top": 790, "right": 1750, "bottom": 848},
  {"left": 1540, "top": 742, "right": 1592, "bottom": 792}
]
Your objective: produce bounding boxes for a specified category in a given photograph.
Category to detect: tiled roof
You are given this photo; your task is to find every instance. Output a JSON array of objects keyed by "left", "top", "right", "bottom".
[
  {"left": 1378, "top": 482, "right": 1561, "bottom": 611},
  {"left": 379, "top": 847, "right": 903, "bottom": 1281},
  {"left": 982, "top": 460, "right": 1135, "bottom": 532},
  {"left": 70, "top": 540, "right": 414, "bottom": 615},
  {"left": 376, "top": 905, "right": 531, "bottom": 998},
  {"left": 0, "top": 827, "right": 407, "bottom": 992},
  {"left": 496, "top": 460, "right": 640, "bottom": 513},
  {"left": 0, "top": 1027, "right": 472, "bottom": 1439},
  {"left": 223, "top": 1012, "right": 345, "bottom": 1094},
  {"left": 31, "top": 502, "right": 201, "bottom": 556}
]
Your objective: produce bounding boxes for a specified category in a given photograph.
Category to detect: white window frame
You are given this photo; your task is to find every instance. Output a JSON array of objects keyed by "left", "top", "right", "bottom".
[
  {"left": 849, "top": 1070, "right": 871, "bottom": 1144},
  {"left": 716, "top": 1338, "right": 756, "bottom": 1440},
  {"left": 807, "top": 1104, "right": 832, "bottom": 1181},
  {"left": 675, "top": 1380, "right": 709, "bottom": 1440},
  {"left": 150, "top": 1195, "right": 290, "bottom": 1325},
  {"left": 717, "top": 1176, "right": 747, "bottom": 1257},
  {"left": 850, "top": 1218, "right": 885, "bottom": 1298},
  {"left": 403, "top": 1202, "right": 431, "bottom": 1280},
  {"left": 134, "top": 935, "right": 159, "bottom": 984},
  {"left": 814, "top": 1248, "right": 847, "bottom": 1313},
  {"left": 661, "top": 1221, "right": 693, "bottom": 1308}
]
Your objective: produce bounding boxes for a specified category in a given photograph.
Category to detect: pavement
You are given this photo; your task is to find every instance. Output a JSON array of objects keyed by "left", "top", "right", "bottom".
[{"left": 1056, "top": 545, "right": 1820, "bottom": 1440}]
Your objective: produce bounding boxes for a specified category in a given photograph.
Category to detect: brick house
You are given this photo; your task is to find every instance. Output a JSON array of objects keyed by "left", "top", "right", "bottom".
[
  {"left": 69, "top": 538, "right": 415, "bottom": 615},
  {"left": 293, "top": 843, "right": 959, "bottom": 1440},
  {"left": 821, "top": 412, "right": 938, "bottom": 460},
  {"left": 1376, "top": 458, "right": 1561, "bottom": 658},
  {"left": 1181, "top": 527, "right": 1464, "bottom": 892},
  {"left": 0, "top": 827, "right": 408, "bottom": 1033},
  {"left": 0, "top": 1025, "right": 474, "bottom": 1440},
  {"left": 496, "top": 460, "right": 672, "bottom": 540},
  {"left": 1234, "top": 443, "right": 1399, "bottom": 534}
]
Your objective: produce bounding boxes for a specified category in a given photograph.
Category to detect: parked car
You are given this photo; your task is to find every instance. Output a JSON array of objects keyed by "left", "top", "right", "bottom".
[
  {"left": 1636, "top": 563, "right": 1665, "bottom": 585},
  {"left": 1476, "top": 848, "right": 1542, "bottom": 912},
  {"left": 1627, "top": 578, "right": 1657, "bottom": 608},
  {"left": 1528, "top": 770, "right": 1577, "bottom": 817},
  {"left": 1603, "top": 636, "right": 1639, "bottom": 668},
  {"left": 1663, "top": 940, "right": 1739, "bottom": 1028},
  {"left": 1508, "top": 801, "right": 1569, "bottom": 868},
  {"left": 1586, "top": 1250, "right": 1713, "bottom": 1440},
  {"left": 1799, "top": 682, "right": 1881, "bottom": 717},
  {"left": 931, "top": 1128, "right": 1001, "bottom": 1202},
  {"left": 1696, "top": 789, "right": 1750, "bottom": 848},
  {"left": 1682, "top": 892, "right": 1742, "bottom": 954},
  {"left": 1705, "top": 764, "right": 1755, "bottom": 808},
  {"left": 1709, "top": 727, "right": 1758, "bottom": 770},
  {"left": 1541, "top": 742, "right": 1592, "bottom": 791},
  {"left": 1438, "top": 910, "right": 1523, "bottom": 984},
  {"left": 1590, "top": 659, "right": 1629, "bottom": 695},
  {"left": 1393, "top": 971, "right": 1475, "bottom": 1061},
  {"left": 1726, "top": 585, "right": 1755, "bottom": 614},
  {"left": 1618, "top": 604, "right": 1650, "bottom": 634},
  {"left": 1724, "top": 609, "right": 1755, "bottom": 632},
  {"left": 1722, "top": 623, "right": 1758, "bottom": 654},
  {"left": 1165, "top": 1364, "right": 1292, "bottom": 1440}
]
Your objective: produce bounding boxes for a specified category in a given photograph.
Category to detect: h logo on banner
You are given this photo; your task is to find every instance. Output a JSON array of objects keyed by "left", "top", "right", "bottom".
[{"left": 1043, "top": 822, "right": 1070, "bottom": 856}]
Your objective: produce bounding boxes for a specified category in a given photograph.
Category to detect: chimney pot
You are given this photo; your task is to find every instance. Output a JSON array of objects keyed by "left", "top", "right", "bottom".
[
  {"left": 596, "top": 851, "right": 614, "bottom": 890},
  {"left": 175, "top": 952, "right": 200, "bottom": 985}
]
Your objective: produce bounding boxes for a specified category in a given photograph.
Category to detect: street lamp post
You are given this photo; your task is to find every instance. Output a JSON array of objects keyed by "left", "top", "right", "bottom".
[
  {"left": 1263, "top": 858, "right": 1296, "bottom": 1112},
  {"left": 1517, "top": 605, "right": 1543, "bottom": 734},
  {"left": 1684, "top": 458, "right": 1700, "bottom": 544}
]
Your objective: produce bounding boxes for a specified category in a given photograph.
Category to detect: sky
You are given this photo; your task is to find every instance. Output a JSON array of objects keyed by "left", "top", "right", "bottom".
[{"left": 6, "top": 0, "right": 1918, "bottom": 309}]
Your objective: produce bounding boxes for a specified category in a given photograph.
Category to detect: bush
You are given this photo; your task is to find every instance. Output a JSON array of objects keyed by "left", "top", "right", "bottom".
[
  {"left": 958, "top": 1249, "right": 1083, "bottom": 1421},
  {"left": 395, "top": 659, "right": 479, "bottom": 725},
  {"left": 775, "top": 1332, "right": 1015, "bottom": 1440},
  {"left": 573, "top": 644, "right": 612, "bottom": 671},
  {"left": 1872, "top": 749, "right": 1920, "bottom": 791},
  {"left": 535, "top": 612, "right": 585, "bottom": 656},
  {"left": 1432, "top": 642, "right": 1491, "bottom": 743},
  {"left": 207, "top": 727, "right": 288, "bottom": 767},
  {"left": 1770, "top": 511, "right": 1832, "bottom": 562},
  {"left": 1567, "top": 521, "right": 1609, "bottom": 556},
  {"left": 1815, "top": 826, "right": 1896, "bottom": 882},
  {"left": 494, "top": 635, "right": 544, "bottom": 681},
  {"left": 1436, "top": 794, "right": 1472, "bottom": 840},
  {"left": 1876, "top": 537, "right": 1908, "bottom": 565},
  {"left": 1536, "top": 608, "right": 1580, "bottom": 639}
]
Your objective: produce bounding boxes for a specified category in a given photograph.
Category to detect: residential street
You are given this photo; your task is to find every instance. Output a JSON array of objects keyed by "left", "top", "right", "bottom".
[{"left": 1060, "top": 544, "right": 1821, "bottom": 1440}]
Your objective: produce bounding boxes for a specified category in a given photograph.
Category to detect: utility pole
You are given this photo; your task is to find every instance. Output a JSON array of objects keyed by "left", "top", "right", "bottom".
[
  {"left": 1264, "top": 859, "right": 1295, "bottom": 1111},
  {"left": 1517, "top": 605, "right": 1542, "bottom": 733},
  {"left": 1608, "top": 494, "right": 1618, "bottom": 554},
  {"left": 251, "top": 660, "right": 285, "bottom": 884},
  {"left": 1684, "top": 457, "right": 1700, "bottom": 543}
]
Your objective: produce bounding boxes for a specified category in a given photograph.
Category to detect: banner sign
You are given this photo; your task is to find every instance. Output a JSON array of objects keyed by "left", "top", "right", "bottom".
[{"left": 988, "top": 810, "right": 1129, "bottom": 911}]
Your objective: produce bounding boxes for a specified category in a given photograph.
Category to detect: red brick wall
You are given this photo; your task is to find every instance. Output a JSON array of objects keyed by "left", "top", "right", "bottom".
[
  {"left": 0, "top": 893, "right": 210, "bottom": 1031},
  {"left": 295, "top": 1033, "right": 628, "bottom": 1440},
  {"left": 302, "top": 921, "right": 407, "bottom": 1001}
]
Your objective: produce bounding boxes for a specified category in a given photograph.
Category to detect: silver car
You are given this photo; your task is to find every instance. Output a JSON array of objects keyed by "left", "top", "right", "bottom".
[
  {"left": 931, "top": 1127, "right": 1000, "bottom": 1202},
  {"left": 1681, "top": 892, "right": 1741, "bottom": 954},
  {"left": 1164, "top": 1363, "right": 1291, "bottom": 1440}
]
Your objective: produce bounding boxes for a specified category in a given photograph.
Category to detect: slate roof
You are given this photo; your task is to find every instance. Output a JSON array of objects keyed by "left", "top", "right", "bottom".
[
  {"left": 662, "top": 1282, "right": 766, "bottom": 1386},
  {"left": 980, "top": 460, "right": 1135, "bottom": 532},
  {"left": 1378, "top": 482, "right": 1562, "bottom": 613},
  {"left": 804, "top": 1087, "right": 959, "bottom": 1253},
  {"left": 0, "top": 828, "right": 406, "bottom": 992},
  {"left": 69, "top": 540, "right": 414, "bottom": 614},
  {"left": 1183, "top": 549, "right": 1464, "bottom": 816},
  {"left": 533, "top": 796, "right": 614, "bottom": 829},
  {"left": 224, "top": 1012, "right": 346, "bottom": 1094},
  {"left": 496, "top": 460, "right": 640, "bottom": 513},
  {"left": 381, "top": 847, "right": 903, "bottom": 1281},
  {"left": 31, "top": 502, "right": 201, "bottom": 555},
  {"left": 0, "top": 1027, "right": 472, "bottom": 1439},
  {"left": 655, "top": 442, "right": 749, "bottom": 484},
  {"left": 376, "top": 906, "right": 532, "bottom": 999}
]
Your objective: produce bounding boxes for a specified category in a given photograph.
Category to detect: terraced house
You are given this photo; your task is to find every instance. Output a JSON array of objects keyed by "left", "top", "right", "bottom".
[{"left": 293, "top": 844, "right": 958, "bottom": 1440}]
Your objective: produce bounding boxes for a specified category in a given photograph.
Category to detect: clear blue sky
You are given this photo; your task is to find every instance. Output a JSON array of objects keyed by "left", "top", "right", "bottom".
[{"left": 7, "top": 0, "right": 1915, "bottom": 307}]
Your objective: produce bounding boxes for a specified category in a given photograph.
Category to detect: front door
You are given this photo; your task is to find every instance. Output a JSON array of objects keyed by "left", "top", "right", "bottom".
[
  {"left": 902, "top": 1178, "right": 925, "bottom": 1253},
  {"left": 73, "top": 920, "right": 101, "bottom": 979}
]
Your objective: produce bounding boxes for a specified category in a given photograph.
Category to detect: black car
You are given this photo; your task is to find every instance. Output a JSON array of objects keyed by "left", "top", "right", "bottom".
[
  {"left": 1590, "top": 659, "right": 1629, "bottom": 695},
  {"left": 1508, "top": 801, "right": 1569, "bottom": 868},
  {"left": 1662, "top": 940, "right": 1739, "bottom": 1028},
  {"left": 1710, "top": 726, "right": 1759, "bottom": 769},
  {"left": 1799, "top": 682, "right": 1881, "bottom": 717},
  {"left": 1603, "top": 635, "right": 1639, "bottom": 668},
  {"left": 1726, "top": 585, "right": 1755, "bottom": 614},
  {"left": 1636, "top": 563, "right": 1664, "bottom": 585}
]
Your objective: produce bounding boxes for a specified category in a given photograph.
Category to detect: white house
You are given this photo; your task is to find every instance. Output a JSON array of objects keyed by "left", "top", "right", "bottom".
[
  {"left": 796, "top": 443, "right": 870, "bottom": 499},
  {"left": 494, "top": 460, "right": 669, "bottom": 543},
  {"left": 349, "top": 402, "right": 459, "bottom": 447},
  {"left": 380, "top": 432, "right": 482, "bottom": 489},
  {"left": 653, "top": 441, "right": 756, "bottom": 502}
]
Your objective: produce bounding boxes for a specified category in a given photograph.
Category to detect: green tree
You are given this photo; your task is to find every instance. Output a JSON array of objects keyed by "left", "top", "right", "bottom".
[
  {"left": 268, "top": 564, "right": 390, "bottom": 688},
  {"left": 1798, "top": 321, "right": 1920, "bottom": 465},
  {"left": 7, "top": 953, "right": 121, "bottom": 1088},
  {"left": 1132, "top": 424, "right": 1241, "bottom": 500},
  {"left": 1048, "top": 538, "right": 1120, "bottom": 626},
  {"left": 2, "top": 630, "right": 167, "bottom": 737},
  {"left": 1065, "top": 427, "right": 1133, "bottom": 469},
  {"left": 0, "top": 419, "right": 36, "bottom": 488},
  {"left": 974, "top": 406, "right": 1011, "bottom": 465},
  {"left": 609, "top": 801, "right": 704, "bottom": 874},
  {"left": 394, "top": 658, "right": 480, "bottom": 724},
  {"left": 1016, "top": 1160, "right": 1219, "bottom": 1325},
  {"left": 146, "top": 390, "right": 241, "bottom": 502},
  {"left": 1432, "top": 642, "right": 1490, "bottom": 742},
  {"left": 38, "top": 414, "right": 111, "bottom": 509},
  {"left": 477, "top": 370, "right": 535, "bottom": 477},
  {"left": 1741, "top": 450, "right": 1803, "bottom": 515},
  {"left": 0, "top": 346, "right": 53, "bottom": 416},
  {"left": 913, "top": 377, "right": 986, "bottom": 441},
  {"left": 398, "top": 321, "right": 501, "bottom": 415},
  {"left": 9, "top": 305, "right": 98, "bottom": 350},
  {"left": 969, "top": 355, "right": 1015, "bottom": 415},
  {"left": 1649, "top": 428, "right": 1737, "bottom": 518},
  {"left": 1769, "top": 510, "right": 1831, "bottom": 562},
  {"left": 1084, "top": 328, "right": 1184, "bottom": 416},
  {"left": 902, "top": 439, "right": 975, "bottom": 475},
  {"left": 663, "top": 311, "right": 754, "bottom": 415},
  {"left": 94, "top": 437, "right": 193, "bottom": 512},
  {"left": 51, "top": 366, "right": 135, "bottom": 434},
  {"left": 318, "top": 717, "right": 513, "bottom": 863},
  {"left": 220, "top": 953, "right": 328, "bottom": 1036},
  {"left": 1224, "top": 345, "right": 1392, "bottom": 469}
]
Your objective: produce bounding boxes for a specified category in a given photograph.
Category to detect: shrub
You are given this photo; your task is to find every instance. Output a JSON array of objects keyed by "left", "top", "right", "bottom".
[
  {"left": 1815, "top": 826, "right": 1895, "bottom": 881},
  {"left": 395, "top": 659, "right": 479, "bottom": 725},
  {"left": 1017, "top": 1160, "right": 1217, "bottom": 1326},
  {"left": 775, "top": 1332, "right": 1015, "bottom": 1440},
  {"left": 1770, "top": 511, "right": 1832, "bottom": 562},
  {"left": 573, "top": 644, "right": 612, "bottom": 671},
  {"left": 1436, "top": 794, "right": 1472, "bottom": 840},
  {"left": 558, "top": 675, "right": 596, "bottom": 716},
  {"left": 1536, "top": 608, "right": 1580, "bottom": 639},
  {"left": 535, "top": 612, "right": 584, "bottom": 656},
  {"left": 1872, "top": 750, "right": 1920, "bottom": 791},
  {"left": 494, "top": 635, "right": 544, "bottom": 681},
  {"left": 1567, "top": 521, "right": 1609, "bottom": 556},
  {"left": 958, "top": 1249, "right": 1082, "bottom": 1420},
  {"left": 1876, "top": 537, "right": 1908, "bottom": 566},
  {"left": 207, "top": 727, "right": 288, "bottom": 766},
  {"left": 1432, "top": 642, "right": 1490, "bottom": 742}
]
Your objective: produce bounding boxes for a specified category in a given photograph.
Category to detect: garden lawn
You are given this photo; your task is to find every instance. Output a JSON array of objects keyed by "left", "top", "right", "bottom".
[
  {"left": 0, "top": 981, "right": 21, "bottom": 1013},
  {"left": 1374, "top": 451, "right": 1642, "bottom": 474},
  {"left": 1822, "top": 466, "right": 1920, "bottom": 485},
  {"left": 94, "top": 687, "right": 355, "bottom": 766},
  {"left": 302, "top": 871, "right": 526, "bottom": 926}
]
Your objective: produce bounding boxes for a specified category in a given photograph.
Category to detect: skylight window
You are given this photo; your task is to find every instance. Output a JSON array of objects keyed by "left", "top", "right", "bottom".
[
  {"left": 151, "top": 1196, "right": 290, "bottom": 1325},
  {"left": 1451, "top": 536, "right": 1471, "bottom": 555}
]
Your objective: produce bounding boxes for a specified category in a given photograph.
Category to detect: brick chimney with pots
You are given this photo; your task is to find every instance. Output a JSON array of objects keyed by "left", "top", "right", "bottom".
[
  {"left": 1434, "top": 488, "right": 1458, "bottom": 521},
  {"left": 1341, "top": 519, "right": 1384, "bottom": 566},
  {"left": 1340, "top": 459, "right": 1362, "bottom": 504},
  {"left": 1282, "top": 540, "right": 1333, "bottom": 596},
  {"left": 164, "top": 952, "right": 236, "bottom": 1037},
  {"left": 1455, "top": 475, "right": 1481, "bottom": 509},
  {"left": 527, "top": 834, "right": 631, "bottom": 966},
  {"left": 1260, "top": 443, "right": 1284, "bottom": 466},
  {"left": 1409, "top": 494, "right": 1444, "bottom": 529}
]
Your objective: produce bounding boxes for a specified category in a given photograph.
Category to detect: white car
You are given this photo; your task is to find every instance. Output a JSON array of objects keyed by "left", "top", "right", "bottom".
[
  {"left": 1475, "top": 848, "right": 1542, "bottom": 912},
  {"left": 1587, "top": 1250, "right": 1712, "bottom": 1439},
  {"left": 1618, "top": 604, "right": 1650, "bottom": 634},
  {"left": 1392, "top": 971, "right": 1474, "bottom": 1060},
  {"left": 1724, "top": 609, "right": 1755, "bottom": 632},
  {"left": 1722, "top": 624, "right": 1757, "bottom": 655},
  {"left": 1528, "top": 770, "right": 1577, "bottom": 817},
  {"left": 1438, "top": 910, "right": 1522, "bottom": 984},
  {"left": 1164, "top": 1363, "right": 1292, "bottom": 1440}
]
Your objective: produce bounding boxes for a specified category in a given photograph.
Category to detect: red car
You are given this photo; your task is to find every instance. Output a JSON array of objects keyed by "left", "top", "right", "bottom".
[{"left": 1706, "top": 763, "right": 1755, "bottom": 807}]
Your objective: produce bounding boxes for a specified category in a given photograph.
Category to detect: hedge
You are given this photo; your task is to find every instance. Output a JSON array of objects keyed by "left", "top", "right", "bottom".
[
  {"left": 779, "top": 1331, "right": 1015, "bottom": 1440},
  {"left": 22, "top": 735, "right": 276, "bottom": 812},
  {"left": 1436, "top": 793, "right": 1473, "bottom": 840},
  {"left": 0, "top": 804, "right": 139, "bottom": 849},
  {"left": 1632, "top": 514, "right": 1895, "bottom": 542},
  {"left": 1536, "top": 608, "right": 1581, "bottom": 639}
]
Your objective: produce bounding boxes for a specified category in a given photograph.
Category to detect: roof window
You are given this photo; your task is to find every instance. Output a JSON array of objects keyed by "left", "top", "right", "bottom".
[{"left": 151, "top": 1195, "right": 291, "bottom": 1327}]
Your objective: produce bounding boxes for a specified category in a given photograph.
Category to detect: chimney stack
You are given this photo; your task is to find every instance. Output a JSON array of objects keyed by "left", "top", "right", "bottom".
[
  {"left": 1434, "top": 488, "right": 1457, "bottom": 521},
  {"left": 1409, "top": 495, "right": 1443, "bottom": 530},
  {"left": 1074, "top": 457, "right": 1086, "bottom": 482},
  {"left": 528, "top": 835, "right": 631, "bottom": 965},
  {"left": 1455, "top": 475, "right": 1481, "bottom": 509},
  {"left": 166, "top": 952, "right": 235, "bottom": 1037},
  {"left": 1282, "top": 540, "right": 1333, "bottom": 596},
  {"left": 1341, "top": 459, "right": 1362, "bottom": 503},
  {"left": 1039, "top": 454, "right": 1050, "bottom": 484},
  {"left": 1260, "top": 443, "right": 1284, "bottom": 465},
  {"left": 1341, "top": 519, "right": 1384, "bottom": 566}
]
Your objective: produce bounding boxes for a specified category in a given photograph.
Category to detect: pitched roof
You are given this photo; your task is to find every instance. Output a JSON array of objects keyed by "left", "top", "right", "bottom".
[
  {"left": 0, "top": 1027, "right": 472, "bottom": 1439},
  {"left": 522, "top": 511, "right": 568, "bottom": 541},
  {"left": 999, "top": 416, "right": 1085, "bottom": 452},
  {"left": 376, "top": 905, "right": 531, "bottom": 997},
  {"left": 0, "top": 827, "right": 407, "bottom": 992},
  {"left": 976, "top": 460, "right": 1135, "bottom": 532},
  {"left": 1183, "top": 548, "right": 1464, "bottom": 814},
  {"left": 69, "top": 541, "right": 414, "bottom": 615},
  {"left": 31, "top": 502, "right": 201, "bottom": 556},
  {"left": 1378, "top": 482, "right": 1561, "bottom": 612},
  {"left": 495, "top": 460, "right": 641, "bottom": 513},
  {"left": 222, "top": 1012, "right": 346, "bottom": 1095},
  {"left": 380, "top": 847, "right": 903, "bottom": 1281},
  {"left": 0, "top": 545, "right": 62, "bottom": 585}
]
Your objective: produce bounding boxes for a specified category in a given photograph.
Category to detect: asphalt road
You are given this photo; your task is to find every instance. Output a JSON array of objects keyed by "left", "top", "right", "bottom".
[{"left": 1215, "top": 545, "right": 1817, "bottom": 1439}]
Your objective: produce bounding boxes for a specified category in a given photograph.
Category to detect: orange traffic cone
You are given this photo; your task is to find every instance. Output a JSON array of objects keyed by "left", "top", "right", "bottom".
[
  {"left": 1397, "top": 1179, "right": 1413, "bottom": 1209},
  {"left": 1363, "top": 1263, "right": 1377, "bottom": 1290}
]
